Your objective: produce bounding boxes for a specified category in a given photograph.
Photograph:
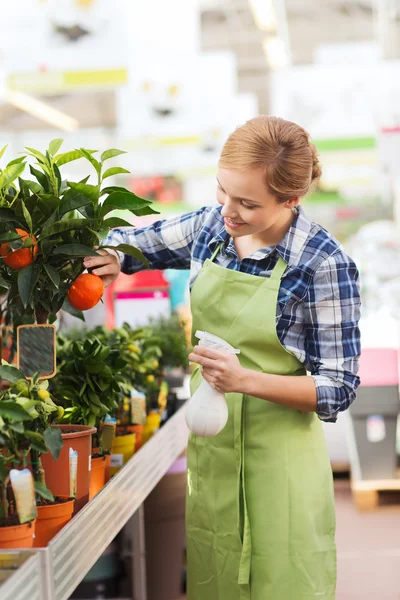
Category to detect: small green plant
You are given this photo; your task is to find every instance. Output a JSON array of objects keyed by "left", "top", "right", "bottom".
[
  {"left": 50, "top": 334, "right": 128, "bottom": 450},
  {"left": 0, "top": 363, "right": 63, "bottom": 523}
]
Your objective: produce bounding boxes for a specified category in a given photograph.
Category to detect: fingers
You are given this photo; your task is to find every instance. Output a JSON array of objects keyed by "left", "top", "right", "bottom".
[
  {"left": 83, "top": 252, "right": 116, "bottom": 269},
  {"left": 83, "top": 250, "right": 121, "bottom": 288},
  {"left": 189, "top": 352, "right": 220, "bottom": 369},
  {"left": 202, "top": 369, "right": 221, "bottom": 391},
  {"left": 190, "top": 345, "right": 225, "bottom": 360}
]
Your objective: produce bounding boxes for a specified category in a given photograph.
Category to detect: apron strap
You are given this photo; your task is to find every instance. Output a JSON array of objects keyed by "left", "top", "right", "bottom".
[
  {"left": 269, "top": 255, "right": 288, "bottom": 281},
  {"left": 210, "top": 242, "right": 223, "bottom": 263}
]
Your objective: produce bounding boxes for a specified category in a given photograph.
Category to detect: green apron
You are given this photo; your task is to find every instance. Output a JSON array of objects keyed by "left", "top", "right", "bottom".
[{"left": 186, "top": 245, "right": 336, "bottom": 600}]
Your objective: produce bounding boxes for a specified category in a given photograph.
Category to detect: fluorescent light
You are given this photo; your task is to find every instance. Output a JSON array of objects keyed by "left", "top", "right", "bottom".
[
  {"left": 249, "top": 0, "right": 277, "bottom": 32},
  {"left": 4, "top": 89, "right": 79, "bottom": 132},
  {"left": 263, "top": 36, "right": 289, "bottom": 68}
]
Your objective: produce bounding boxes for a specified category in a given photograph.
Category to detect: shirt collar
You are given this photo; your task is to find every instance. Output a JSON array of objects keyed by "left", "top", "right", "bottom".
[{"left": 208, "top": 205, "right": 312, "bottom": 267}]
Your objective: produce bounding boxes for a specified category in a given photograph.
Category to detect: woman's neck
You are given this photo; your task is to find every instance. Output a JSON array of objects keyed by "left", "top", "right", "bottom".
[{"left": 234, "top": 209, "right": 296, "bottom": 260}]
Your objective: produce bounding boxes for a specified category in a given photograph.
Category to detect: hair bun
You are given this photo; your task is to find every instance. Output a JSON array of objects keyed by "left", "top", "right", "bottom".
[{"left": 310, "top": 144, "right": 322, "bottom": 182}]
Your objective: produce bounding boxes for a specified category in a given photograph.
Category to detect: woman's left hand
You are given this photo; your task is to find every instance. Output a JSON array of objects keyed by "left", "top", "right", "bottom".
[{"left": 188, "top": 346, "right": 247, "bottom": 394}]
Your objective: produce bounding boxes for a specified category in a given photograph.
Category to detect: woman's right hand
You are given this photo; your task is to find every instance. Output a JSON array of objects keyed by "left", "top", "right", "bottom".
[{"left": 83, "top": 249, "right": 121, "bottom": 288}]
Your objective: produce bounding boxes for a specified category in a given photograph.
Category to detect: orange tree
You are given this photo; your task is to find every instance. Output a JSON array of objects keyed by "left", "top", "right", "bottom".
[{"left": 0, "top": 140, "right": 155, "bottom": 329}]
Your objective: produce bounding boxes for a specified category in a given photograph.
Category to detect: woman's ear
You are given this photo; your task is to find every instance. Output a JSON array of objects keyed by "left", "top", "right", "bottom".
[{"left": 284, "top": 196, "right": 300, "bottom": 209}]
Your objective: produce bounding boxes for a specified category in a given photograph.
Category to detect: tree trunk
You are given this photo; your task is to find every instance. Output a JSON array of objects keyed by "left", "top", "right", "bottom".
[{"left": 35, "top": 305, "right": 49, "bottom": 325}]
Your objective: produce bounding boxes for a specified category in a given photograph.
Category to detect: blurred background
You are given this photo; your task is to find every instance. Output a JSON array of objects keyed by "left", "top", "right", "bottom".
[{"left": 1, "top": 1, "right": 400, "bottom": 599}]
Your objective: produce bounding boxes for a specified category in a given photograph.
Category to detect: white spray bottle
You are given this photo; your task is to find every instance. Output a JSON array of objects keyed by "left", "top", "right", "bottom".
[{"left": 185, "top": 331, "right": 240, "bottom": 437}]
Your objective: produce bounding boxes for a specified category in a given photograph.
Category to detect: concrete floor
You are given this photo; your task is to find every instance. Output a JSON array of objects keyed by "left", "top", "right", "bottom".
[
  {"left": 179, "top": 479, "right": 400, "bottom": 599},
  {"left": 335, "top": 479, "right": 400, "bottom": 599}
]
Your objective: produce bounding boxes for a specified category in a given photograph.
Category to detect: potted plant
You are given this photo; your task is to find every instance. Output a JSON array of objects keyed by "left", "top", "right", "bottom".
[
  {"left": 0, "top": 140, "right": 155, "bottom": 507},
  {"left": 0, "top": 139, "right": 155, "bottom": 332},
  {"left": 50, "top": 332, "right": 129, "bottom": 491},
  {"left": 0, "top": 385, "right": 36, "bottom": 548},
  {"left": 0, "top": 363, "right": 65, "bottom": 547}
]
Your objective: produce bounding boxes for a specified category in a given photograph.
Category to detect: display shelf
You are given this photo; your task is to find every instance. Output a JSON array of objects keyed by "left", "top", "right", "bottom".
[
  {"left": 0, "top": 549, "right": 48, "bottom": 600},
  {"left": 48, "top": 404, "right": 189, "bottom": 600}
]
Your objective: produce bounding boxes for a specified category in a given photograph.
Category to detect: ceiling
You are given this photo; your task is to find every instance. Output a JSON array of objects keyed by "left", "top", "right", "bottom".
[
  {"left": 0, "top": 1, "right": 397, "bottom": 130},
  {"left": 200, "top": 0, "right": 376, "bottom": 112}
]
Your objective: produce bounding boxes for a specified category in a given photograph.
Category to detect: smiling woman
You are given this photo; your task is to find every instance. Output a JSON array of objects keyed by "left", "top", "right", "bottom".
[{"left": 90, "top": 115, "right": 361, "bottom": 600}]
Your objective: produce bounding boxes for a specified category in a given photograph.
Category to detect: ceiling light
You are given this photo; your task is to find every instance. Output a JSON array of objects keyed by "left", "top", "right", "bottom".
[
  {"left": 248, "top": 0, "right": 277, "bottom": 32},
  {"left": 4, "top": 90, "right": 79, "bottom": 132},
  {"left": 263, "top": 36, "right": 289, "bottom": 69}
]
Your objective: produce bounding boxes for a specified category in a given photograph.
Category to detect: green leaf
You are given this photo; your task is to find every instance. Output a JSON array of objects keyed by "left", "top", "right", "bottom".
[
  {"left": 100, "top": 191, "right": 152, "bottom": 217},
  {"left": 0, "top": 162, "right": 26, "bottom": 190},
  {"left": 59, "top": 188, "right": 92, "bottom": 217},
  {"left": 23, "top": 179, "right": 43, "bottom": 194},
  {"left": 55, "top": 149, "right": 97, "bottom": 167},
  {"left": 21, "top": 200, "right": 32, "bottom": 232},
  {"left": 101, "top": 148, "right": 126, "bottom": 162},
  {"left": 49, "top": 139, "right": 64, "bottom": 157},
  {"left": 10, "top": 422, "right": 25, "bottom": 433},
  {"left": 53, "top": 163, "right": 62, "bottom": 194},
  {"left": 84, "top": 358, "right": 105, "bottom": 374},
  {"left": 37, "top": 194, "right": 60, "bottom": 212},
  {"left": 34, "top": 481, "right": 55, "bottom": 502},
  {"left": 0, "top": 232, "right": 23, "bottom": 243},
  {"left": 18, "top": 264, "right": 40, "bottom": 308},
  {"left": 44, "top": 427, "right": 63, "bottom": 460},
  {"left": 7, "top": 156, "right": 26, "bottom": 167},
  {"left": 132, "top": 206, "right": 160, "bottom": 217},
  {"left": 30, "top": 165, "right": 49, "bottom": 190},
  {"left": 103, "top": 217, "right": 133, "bottom": 229},
  {"left": 62, "top": 297, "right": 85, "bottom": 321},
  {"left": 100, "top": 185, "right": 131, "bottom": 196},
  {"left": 100, "top": 244, "right": 149, "bottom": 266},
  {"left": 52, "top": 244, "right": 99, "bottom": 257},
  {"left": 0, "top": 401, "right": 32, "bottom": 421},
  {"left": 67, "top": 181, "right": 99, "bottom": 203},
  {"left": 0, "top": 274, "right": 8, "bottom": 288},
  {"left": 0, "top": 145, "right": 7, "bottom": 160},
  {"left": 102, "top": 167, "right": 130, "bottom": 180},
  {"left": 0, "top": 208, "right": 22, "bottom": 225},
  {"left": 44, "top": 263, "right": 60, "bottom": 289},
  {"left": 40, "top": 218, "right": 101, "bottom": 240},
  {"left": 80, "top": 149, "right": 101, "bottom": 175},
  {"left": 0, "top": 364, "right": 25, "bottom": 383},
  {"left": 25, "top": 147, "right": 48, "bottom": 165}
]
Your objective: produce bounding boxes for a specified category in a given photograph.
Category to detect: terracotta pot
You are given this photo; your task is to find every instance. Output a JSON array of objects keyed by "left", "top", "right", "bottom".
[
  {"left": 131, "top": 424, "right": 143, "bottom": 452},
  {"left": 34, "top": 497, "right": 75, "bottom": 547},
  {"left": 104, "top": 454, "right": 111, "bottom": 483},
  {"left": 93, "top": 447, "right": 111, "bottom": 484},
  {"left": 89, "top": 456, "right": 107, "bottom": 500},
  {"left": 110, "top": 432, "right": 136, "bottom": 477},
  {"left": 0, "top": 520, "right": 36, "bottom": 548},
  {"left": 41, "top": 425, "right": 96, "bottom": 514}
]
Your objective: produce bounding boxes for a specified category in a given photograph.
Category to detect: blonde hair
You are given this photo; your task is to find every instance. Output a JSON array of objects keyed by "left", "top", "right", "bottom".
[{"left": 219, "top": 116, "right": 321, "bottom": 203}]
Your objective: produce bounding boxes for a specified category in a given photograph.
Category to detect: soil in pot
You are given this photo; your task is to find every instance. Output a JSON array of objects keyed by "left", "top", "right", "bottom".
[
  {"left": 41, "top": 425, "right": 96, "bottom": 514},
  {"left": 0, "top": 517, "right": 36, "bottom": 548},
  {"left": 34, "top": 496, "right": 75, "bottom": 547}
]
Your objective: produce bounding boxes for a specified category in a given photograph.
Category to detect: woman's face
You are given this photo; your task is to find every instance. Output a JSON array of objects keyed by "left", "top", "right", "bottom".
[{"left": 216, "top": 167, "right": 298, "bottom": 239}]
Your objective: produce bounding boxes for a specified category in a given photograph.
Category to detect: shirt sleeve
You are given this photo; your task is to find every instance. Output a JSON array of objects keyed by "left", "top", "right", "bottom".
[
  {"left": 303, "top": 250, "right": 361, "bottom": 422},
  {"left": 101, "top": 206, "right": 212, "bottom": 275}
]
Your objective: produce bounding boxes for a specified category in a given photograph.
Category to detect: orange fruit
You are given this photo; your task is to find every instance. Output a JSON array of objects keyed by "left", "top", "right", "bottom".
[
  {"left": 68, "top": 273, "right": 104, "bottom": 311},
  {"left": 0, "top": 228, "right": 38, "bottom": 270}
]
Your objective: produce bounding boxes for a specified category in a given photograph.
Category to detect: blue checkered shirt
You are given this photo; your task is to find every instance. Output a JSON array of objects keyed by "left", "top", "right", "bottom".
[{"left": 104, "top": 205, "right": 361, "bottom": 422}]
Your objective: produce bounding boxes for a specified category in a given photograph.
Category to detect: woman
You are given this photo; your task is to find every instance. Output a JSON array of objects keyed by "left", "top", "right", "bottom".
[{"left": 85, "top": 116, "right": 361, "bottom": 599}]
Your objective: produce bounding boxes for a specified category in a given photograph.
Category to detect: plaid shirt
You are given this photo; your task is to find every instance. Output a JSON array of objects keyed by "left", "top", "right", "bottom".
[{"left": 104, "top": 205, "right": 361, "bottom": 422}]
